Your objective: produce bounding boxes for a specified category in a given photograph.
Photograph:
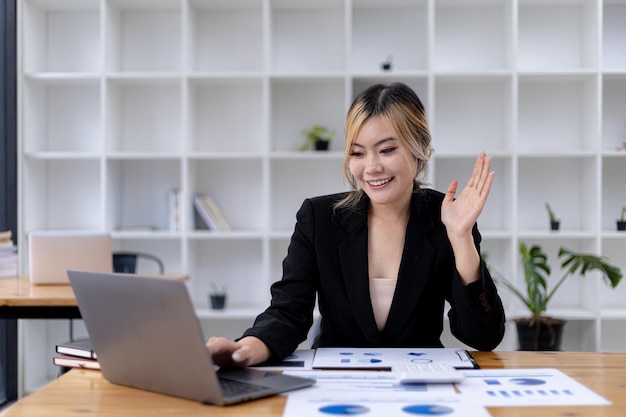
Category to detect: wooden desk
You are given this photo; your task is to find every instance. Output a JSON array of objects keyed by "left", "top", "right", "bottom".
[{"left": 1, "top": 351, "right": 625, "bottom": 417}]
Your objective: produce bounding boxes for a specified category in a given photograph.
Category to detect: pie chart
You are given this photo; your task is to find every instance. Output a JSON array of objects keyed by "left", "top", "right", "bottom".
[
  {"left": 402, "top": 404, "right": 455, "bottom": 415},
  {"left": 319, "top": 404, "right": 371, "bottom": 415}
]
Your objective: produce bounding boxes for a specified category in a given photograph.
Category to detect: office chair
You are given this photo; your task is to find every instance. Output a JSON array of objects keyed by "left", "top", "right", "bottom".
[{"left": 112, "top": 252, "right": 165, "bottom": 275}]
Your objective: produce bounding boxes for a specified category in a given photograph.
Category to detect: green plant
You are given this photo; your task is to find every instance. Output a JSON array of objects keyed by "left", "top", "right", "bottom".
[
  {"left": 299, "top": 125, "right": 334, "bottom": 151},
  {"left": 620, "top": 207, "right": 626, "bottom": 222},
  {"left": 545, "top": 202, "right": 558, "bottom": 222},
  {"left": 496, "top": 243, "right": 622, "bottom": 322}
]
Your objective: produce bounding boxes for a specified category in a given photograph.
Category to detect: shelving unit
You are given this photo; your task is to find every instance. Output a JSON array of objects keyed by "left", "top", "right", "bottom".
[{"left": 17, "top": 0, "right": 626, "bottom": 393}]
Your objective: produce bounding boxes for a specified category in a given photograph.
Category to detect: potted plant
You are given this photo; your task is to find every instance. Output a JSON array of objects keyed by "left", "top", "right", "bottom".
[
  {"left": 617, "top": 207, "right": 626, "bottom": 231},
  {"left": 545, "top": 202, "right": 560, "bottom": 231},
  {"left": 208, "top": 282, "right": 228, "bottom": 310},
  {"left": 299, "top": 125, "right": 334, "bottom": 151},
  {"left": 494, "top": 243, "right": 622, "bottom": 350}
]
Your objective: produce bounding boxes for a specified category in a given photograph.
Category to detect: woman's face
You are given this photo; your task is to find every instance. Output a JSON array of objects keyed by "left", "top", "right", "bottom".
[{"left": 348, "top": 116, "right": 417, "bottom": 207}]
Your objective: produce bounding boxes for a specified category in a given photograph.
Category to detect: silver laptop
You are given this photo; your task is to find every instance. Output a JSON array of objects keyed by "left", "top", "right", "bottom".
[
  {"left": 67, "top": 270, "right": 315, "bottom": 405},
  {"left": 29, "top": 231, "right": 112, "bottom": 284}
]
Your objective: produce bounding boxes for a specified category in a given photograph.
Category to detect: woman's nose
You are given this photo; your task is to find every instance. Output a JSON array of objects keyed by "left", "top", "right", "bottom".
[{"left": 366, "top": 155, "right": 382, "bottom": 173}]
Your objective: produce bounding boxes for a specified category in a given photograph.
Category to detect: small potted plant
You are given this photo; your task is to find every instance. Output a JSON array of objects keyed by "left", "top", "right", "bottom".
[
  {"left": 299, "top": 125, "right": 334, "bottom": 151},
  {"left": 617, "top": 207, "right": 626, "bottom": 231},
  {"left": 545, "top": 202, "right": 560, "bottom": 231},
  {"left": 492, "top": 243, "right": 622, "bottom": 351},
  {"left": 208, "top": 282, "right": 228, "bottom": 310}
]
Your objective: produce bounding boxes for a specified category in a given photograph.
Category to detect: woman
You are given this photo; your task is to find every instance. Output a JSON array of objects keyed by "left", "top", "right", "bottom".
[{"left": 208, "top": 82, "right": 505, "bottom": 367}]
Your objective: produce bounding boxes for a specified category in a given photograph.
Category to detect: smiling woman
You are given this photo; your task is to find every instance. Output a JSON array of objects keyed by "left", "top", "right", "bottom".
[{"left": 206, "top": 83, "right": 505, "bottom": 369}]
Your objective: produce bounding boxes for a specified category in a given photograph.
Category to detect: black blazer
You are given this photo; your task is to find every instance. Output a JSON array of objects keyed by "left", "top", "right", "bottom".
[{"left": 242, "top": 189, "right": 505, "bottom": 360}]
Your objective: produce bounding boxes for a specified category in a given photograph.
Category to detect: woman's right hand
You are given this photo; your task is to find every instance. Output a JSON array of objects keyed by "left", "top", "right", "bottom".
[{"left": 206, "top": 336, "right": 271, "bottom": 367}]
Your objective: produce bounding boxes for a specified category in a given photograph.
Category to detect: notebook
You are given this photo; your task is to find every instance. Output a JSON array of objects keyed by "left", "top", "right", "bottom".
[
  {"left": 67, "top": 270, "right": 315, "bottom": 405},
  {"left": 29, "top": 231, "right": 112, "bottom": 284}
]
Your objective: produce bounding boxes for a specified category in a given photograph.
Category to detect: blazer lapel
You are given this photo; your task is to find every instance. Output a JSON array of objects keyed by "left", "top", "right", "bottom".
[
  {"left": 384, "top": 194, "right": 436, "bottom": 337},
  {"left": 336, "top": 200, "right": 382, "bottom": 345}
]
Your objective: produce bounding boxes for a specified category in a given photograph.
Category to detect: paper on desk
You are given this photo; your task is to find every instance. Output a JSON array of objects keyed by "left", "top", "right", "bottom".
[
  {"left": 250, "top": 350, "right": 315, "bottom": 371},
  {"left": 312, "top": 347, "right": 477, "bottom": 369},
  {"left": 283, "top": 395, "right": 491, "bottom": 417},
  {"left": 457, "top": 368, "right": 611, "bottom": 407},
  {"left": 283, "top": 370, "right": 456, "bottom": 399},
  {"left": 281, "top": 370, "right": 488, "bottom": 417}
]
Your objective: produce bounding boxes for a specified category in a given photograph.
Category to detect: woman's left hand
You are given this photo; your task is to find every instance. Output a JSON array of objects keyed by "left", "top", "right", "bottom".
[{"left": 441, "top": 151, "right": 494, "bottom": 239}]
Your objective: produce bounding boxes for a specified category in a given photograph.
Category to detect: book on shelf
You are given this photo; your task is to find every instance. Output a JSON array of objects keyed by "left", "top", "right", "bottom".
[
  {"left": 56, "top": 338, "right": 97, "bottom": 360},
  {"left": 168, "top": 188, "right": 181, "bottom": 232},
  {"left": 193, "top": 193, "right": 231, "bottom": 232},
  {"left": 53, "top": 355, "right": 100, "bottom": 371}
]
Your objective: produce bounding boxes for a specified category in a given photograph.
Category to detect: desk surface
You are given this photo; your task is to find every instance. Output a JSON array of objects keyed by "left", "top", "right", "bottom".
[
  {"left": 1, "top": 351, "right": 625, "bottom": 417},
  {"left": 0, "top": 275, "right": 188, "bottom": 307}
]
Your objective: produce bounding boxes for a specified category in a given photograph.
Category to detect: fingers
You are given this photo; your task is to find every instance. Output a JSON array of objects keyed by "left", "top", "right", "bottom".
[
  {"left": 444, "top": 178, "right": 459, "bottom": 204},
  {"left": 469, "top": 151, "right": 493, "bottom": 195}
]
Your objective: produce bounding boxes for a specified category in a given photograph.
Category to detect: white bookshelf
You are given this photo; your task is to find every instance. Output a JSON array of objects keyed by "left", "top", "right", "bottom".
[{"left": 17, "top": 0, "right": 626, "bottom": 393}]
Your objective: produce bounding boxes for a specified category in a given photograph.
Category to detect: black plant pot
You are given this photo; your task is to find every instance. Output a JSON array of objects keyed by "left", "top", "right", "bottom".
[
  {"left": 515, "top": 317, "right": 565, "bottom": 351},
  {"left": 314, "top": 140, "right": 330, "bottom": 151},
  {"left": 617, "top": 220, "right": 626, "bottom": 231},
  {"left": 550, "top": 220, "right": 560, "bottom": 231},
  {"left": 209, "top": 294, "right": 227, "bottom": 310}
]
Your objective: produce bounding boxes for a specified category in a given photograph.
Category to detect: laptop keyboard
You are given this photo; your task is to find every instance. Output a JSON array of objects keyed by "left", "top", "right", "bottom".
[{"left": 219, "top": 377, "right": 268, "bottom": 397}]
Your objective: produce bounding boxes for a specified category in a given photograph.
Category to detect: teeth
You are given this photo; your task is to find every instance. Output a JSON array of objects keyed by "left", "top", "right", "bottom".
[{"left": 369, "top": 178, "right": 391, "bottom": 186}]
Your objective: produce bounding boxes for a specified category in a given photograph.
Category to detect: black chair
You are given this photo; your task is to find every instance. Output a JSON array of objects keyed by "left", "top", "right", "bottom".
[{"left": 112, "top": 252, "right": 165, "bottom": 274}]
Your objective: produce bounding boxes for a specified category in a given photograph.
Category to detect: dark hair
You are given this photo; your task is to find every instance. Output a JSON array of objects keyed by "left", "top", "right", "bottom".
[{"left": 335, "top": 83, "right": 434, "bottom": 210}]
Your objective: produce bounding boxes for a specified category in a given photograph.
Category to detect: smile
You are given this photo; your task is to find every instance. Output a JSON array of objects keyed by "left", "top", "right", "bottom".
[{"left": 367, "top": 178, "right": 392, "bottom": 187}]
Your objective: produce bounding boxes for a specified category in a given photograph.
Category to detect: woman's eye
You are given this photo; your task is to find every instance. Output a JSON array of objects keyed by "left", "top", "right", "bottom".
[
  {"left": 381, "top": 147, "right": 397, "bottom": 154},
  {"left": 349, "top": 151, "right": 364, "bottom": 157}
]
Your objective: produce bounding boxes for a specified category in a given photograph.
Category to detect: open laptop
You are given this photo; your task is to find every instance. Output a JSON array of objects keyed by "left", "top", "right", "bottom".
[
  {"left": 29, "top": 231, "right": 112, "bottom": 284},
  {"left": 67, "top": 270, "right": 315, "bottom": 405}
]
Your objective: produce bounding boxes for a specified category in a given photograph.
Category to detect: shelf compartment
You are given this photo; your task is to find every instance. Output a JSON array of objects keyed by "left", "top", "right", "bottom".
[
  {"left": 22, "top": 158, "right": 103, "bottom": 232},
  {"left": 602, "top": 74, "right": 626, "bottom": 151},
  {"left": 187, "top": 0, "right": 264, "bottom": 73},
  {"left": 106, "top": 159, "right": 181, "bottom": 232},
  {"left": 269, "top": 158, "right": 347, "bottom": 230},
  {"left": 434, "top": 75, "right": 513, "bottom": 153},
  {"left": 433, "top": 155, "right": 513, "bottom": 232},
  {"left": 188, "top": 159, "right": 264, "bottom": 231},
  {"left": 598, "top": 238, "right": 626, "bottom": 311},
  {"left": 603, "top": 1, "right": 626, "bottom": 70},
  {"left": 22, "top": 78, "right": 102, "bottom": 153},
  {"left": 518, "top": 0, "right": 599, "bottom": 71},
  {"left": 517, "top": 156, "right": 598, "bottom": 232},
  {"left": 188, "top": 77, "right": 264, "bottom": 153},
  {"left": 104, "top": 0, "right": 181, "bottom": 72},
  {"left": 270, "top": 78, "right": 346, "bottom": 152},
  {"left": 270, "top": 0, "right": 345, "bottom": 74},
  {"left": 599, "top": 320, "right": 626, "bottom": 352},
  {"left": 518, "top": 74, "right": 599, "bottom": 152},
  {"left": 434, "top": 0, "right": 513, "bottom": 72},
  {"left": 352, "top": 0, "right": 428, "bottom": 74},
  {"left": 22, "top": 0, "right": 101, "bottom": 73},
  {"left": 105, "top": 78, "right": 182, "bottom": 153},
  {"left": 187, "top": 239, "right": 265, "bottom": 309},
  {"left": 601, "top": 156, "right": 626, "bottom": 231}
]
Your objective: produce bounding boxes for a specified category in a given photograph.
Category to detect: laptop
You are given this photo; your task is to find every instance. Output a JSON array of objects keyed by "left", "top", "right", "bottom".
[
  {"left": 67, "top": 270, "right": 315, "bottom": 405},
  {"left": 29, "top": 231, "right": 112, "bottom": 284}
]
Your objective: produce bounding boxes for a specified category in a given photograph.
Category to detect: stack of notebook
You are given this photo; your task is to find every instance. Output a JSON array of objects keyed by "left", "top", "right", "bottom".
[{"left": 54, "top": 338, "right": 100, "bottom": 371}]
